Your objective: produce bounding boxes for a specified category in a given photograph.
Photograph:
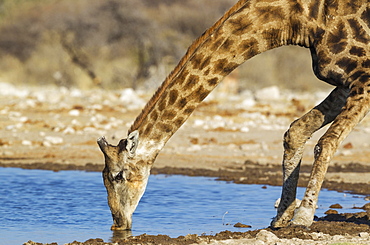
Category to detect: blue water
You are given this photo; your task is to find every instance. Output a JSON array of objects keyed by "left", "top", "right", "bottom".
[{"left": 0, "top": 167, "right": 367, "bottom": 244}]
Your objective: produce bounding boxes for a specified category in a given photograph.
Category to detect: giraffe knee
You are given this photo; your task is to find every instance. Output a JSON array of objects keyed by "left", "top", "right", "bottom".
[{"left": 283, "top": 120, "right": 303, "bottom": 151}]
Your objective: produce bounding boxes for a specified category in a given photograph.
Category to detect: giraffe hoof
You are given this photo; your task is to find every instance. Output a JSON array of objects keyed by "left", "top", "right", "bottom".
[{"left": 270, "top": 217, "right": 290, "bottom": 229}]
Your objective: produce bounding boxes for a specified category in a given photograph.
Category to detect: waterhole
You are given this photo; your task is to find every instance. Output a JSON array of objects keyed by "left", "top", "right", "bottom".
[{"left": 0, "top": 167, "right": 367, "bottom": 244}]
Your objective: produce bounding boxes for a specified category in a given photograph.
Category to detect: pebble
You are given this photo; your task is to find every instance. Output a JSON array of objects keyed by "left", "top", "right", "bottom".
[
  {"left": 329, "top": 203, "right": 343, "bottom": 209},
  {"left": 44, "top": 136, "right": 64, "bottom": 145},
  {"left": 63, "top": 127, "right": 76, "bottom": 134},
  {"left": 68, "top": 109, "right": 80, "bottom": 116},
  {"left": 255, "top": 86, "right": 280, "bottom": 101},
  {"left": 21, "top": 140, "right": 32, "bottom": 146},
  {"left": 359, "top": 232, "right": 369, "bottom": 238}
]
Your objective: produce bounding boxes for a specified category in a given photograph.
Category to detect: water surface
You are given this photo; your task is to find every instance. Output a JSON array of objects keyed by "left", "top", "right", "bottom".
[{"left": 0, "top": 168, "right": 367, "bottom": 244}]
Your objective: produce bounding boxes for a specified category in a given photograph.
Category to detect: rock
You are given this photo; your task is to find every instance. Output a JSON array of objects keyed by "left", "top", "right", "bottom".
[
  {"left": 120, "top": 88, "right": 145, "bottom": 110},
  {"left": 360, "top": 203, "right": 370, "bottom": 210},
  {"left": 233, "top": 222, "right": 251, "bottom": 228},
  {"left": 343, "top": 142, "right": 353, "bottom": 149},
  {"left": 68, "top": 109, "right": 80, "bottom": 116},
  {"left": 255, "top": 86, "right": 280, "bottom": 101},
  {"left": 329, "top": 203, "right": 343, "bottom": 209},
  {"left": 324, "top": 209, "right": 338, "bottom": 215},
  {"left": 256, "top": 230, "right": 279, "bottom": 244},
  {"left": 44, "top": 136, "right": 64, "bottom": 145},
  {"left": 241, "top": 98, "right": 256, "bottom": 108},
  {"left": 63, "top": 127, "right": 76, "bottom": 134},
  {"left": 331, "top": 234, "right": 345, "bottom": 241},
  {"left": 310, "top": 232, "right": 326, "bottom": 240},
  {"left": 21, "top": 140, "right": 32, "bottom": 146},
  {"left": 240, "top": 126, "right": 249, "bottom": 132}
]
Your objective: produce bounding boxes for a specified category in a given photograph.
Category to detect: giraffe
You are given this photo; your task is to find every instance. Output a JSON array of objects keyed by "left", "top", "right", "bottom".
[{"left": 97, "top": 0, "right": 370, "bottom": 230}]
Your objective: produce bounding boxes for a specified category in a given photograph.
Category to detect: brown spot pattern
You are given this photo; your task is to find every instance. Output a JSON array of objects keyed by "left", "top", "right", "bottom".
[
  {"left": 184, "top": 75, "right": 199, "bottom": 90},
  {"left": 349, "top": 46, "right": 366, "bottom": 57},
  {"left": 177, "top": 70, "right": 189, "bottom": 85},
  {"left": 158, "top": 122, "right": 173, "bottom": 133},
  {"left": 168, "top": 90, "right": 178, "bottom": 105},
  {"left": 361, "top": 7, "right": 370, "bottom": 29},
  {"left": 362, "top": 60, "right": 370, "bottom": 68},
  {"left": 150, "top": 110, "right": 158, "bottom": 121},
  {"left": 162, "top": 110, "right": 177, "bottom": 121},
  {"left": 290, "top": 0, "right": 304, "bottom": 14},
  {"left": 309, "top": 1, "right": 319, "bottom": 20},
  {"left": 158, "top": 98, "right": 167, "bottom": 111},
  {"left": 220, "top": 39, "right": 235, "bottom": 52},
  {"left": 257, "top": 6, "right": 285, "bottom": 22},
  {"left": 207, "top": 78, "right": 218, "bottom": 87},
  {"left": 239, "top": 38, "right": 259, "bottom": 59},
  {"left": 177, "top": 98, "right": 188, "bottom": 110},
  {"left": 191, "top": 54, "right": 204, "bottom": 70},
  {"left": 229, "top": 16, "right": 253, "bottom": 36},
  {"left": 343, "top": 0, "right": 362, "bottom": 15},
  {"left": 348, "top": 18, "right": 369, "bottom": 44},
  {"left": 174, "top": 117, "right": 184, "bottom": 128},
  {"left": 335, "top": 57, "right": 358, "bottom": 74},
  {"left": 327, "top": 21, "right": 347, "bottom": 54}
]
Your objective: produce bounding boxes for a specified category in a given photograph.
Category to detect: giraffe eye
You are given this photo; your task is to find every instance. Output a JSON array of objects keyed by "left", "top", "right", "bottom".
[
  {"left": 115, "top": 171, "right": 123, "bottom": 180},
  {"left": 113, "top": 171, "right": 125, "bottom": 182}
]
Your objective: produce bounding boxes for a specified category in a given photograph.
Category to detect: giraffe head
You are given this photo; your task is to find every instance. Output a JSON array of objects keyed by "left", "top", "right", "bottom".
[{"left": 97, "top": 131, "right": 149, "bottom": 230}]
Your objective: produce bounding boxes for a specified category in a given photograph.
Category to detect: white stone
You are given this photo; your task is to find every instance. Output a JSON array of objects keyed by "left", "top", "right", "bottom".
[
  {"left": 331, "top": 235, "right": 345, "bottom": 241},
  {"left": 120, "top": 88, "right": 145, "bottom": 110},
  {"left": 68, "top": 109, "right": 80, "bottom": 116},
  {"left": 256, "top": 230, "right": 279, "bottom": 243},
  {"left": 193, "top": 119, "right": 205, "bottom": 127},
  {"left": 21, "top": 140, "right": 32, "bottom": 146},
  {"left": 241, "top": 98, "right": 256, "bottom": 108},
  {"left": 255, "top": 86, "right": 280, "bottom": 101},
  {"left": 359, "top": 232, "right": 369, "bottom": 238},
  {"left": 0, "top": 82, "right": 28, "bottom": 97},
  {"left": 63, "top": 127, "right": 75, "bottom": 134},
  {"left": 240, "top": 126, "right": 249, "bottom": 132},
  {"left": 18, "top": 116, "right": 28, "bottom": 122},
  {"left": 186, "top": 145, "right": 202, "bottom": 152},
  {"left": 44, "top": 136, "right": 63, "bottom": 145}
]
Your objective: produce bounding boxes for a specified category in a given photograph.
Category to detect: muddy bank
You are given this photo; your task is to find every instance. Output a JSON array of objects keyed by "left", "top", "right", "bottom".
[{"left": 24, "top": 212, "right": 370, "bottom": 245}]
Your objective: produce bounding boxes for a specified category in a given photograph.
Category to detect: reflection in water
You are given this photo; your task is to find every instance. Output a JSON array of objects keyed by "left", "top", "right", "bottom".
[
  {"left": 0, "top": 168, "right": 367, "bottom": 244},
  {"left": 111, "top": 229, "right": 133, "bottom": 242}
]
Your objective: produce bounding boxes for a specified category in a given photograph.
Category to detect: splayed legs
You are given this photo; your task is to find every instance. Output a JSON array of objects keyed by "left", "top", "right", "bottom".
[
  {"left": 291, "top": 85, "right": 370, "bottom": 226},
  {"left": 271, "top": 87, "right": 348, "bottom": 228}
]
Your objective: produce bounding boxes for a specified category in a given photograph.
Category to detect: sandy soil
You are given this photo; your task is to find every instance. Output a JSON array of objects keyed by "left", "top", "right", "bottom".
[{"left": 1, "top": 83, "right": 369, "bottom": 244}]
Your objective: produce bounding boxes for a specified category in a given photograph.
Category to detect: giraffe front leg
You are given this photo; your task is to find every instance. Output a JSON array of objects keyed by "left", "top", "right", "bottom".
[
  {"left": 271, "top": 87, "right": 348, "bottom": 228},
  {"left": 291, "top": 86, "right": 370, "bottom": 227}
]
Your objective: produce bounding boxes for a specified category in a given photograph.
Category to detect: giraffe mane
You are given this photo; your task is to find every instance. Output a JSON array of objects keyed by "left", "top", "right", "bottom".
[{"left": 128, "top": 0, "right": 249, "bottom": 134}]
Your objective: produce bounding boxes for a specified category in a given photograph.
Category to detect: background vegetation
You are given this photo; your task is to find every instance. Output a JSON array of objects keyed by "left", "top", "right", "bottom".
[{"left": 0, "top": 0, "right": 331, "bottom": 91}]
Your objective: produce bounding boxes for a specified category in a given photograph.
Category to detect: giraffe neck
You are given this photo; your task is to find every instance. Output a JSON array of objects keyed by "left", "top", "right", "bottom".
[{"left": 129, "top": 0, "right": 318, "bottom": 161}]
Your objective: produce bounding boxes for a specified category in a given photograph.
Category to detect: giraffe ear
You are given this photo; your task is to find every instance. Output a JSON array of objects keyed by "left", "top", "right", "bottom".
[{"left": 126, "top": 130, "right": 139, "bottom": 158}]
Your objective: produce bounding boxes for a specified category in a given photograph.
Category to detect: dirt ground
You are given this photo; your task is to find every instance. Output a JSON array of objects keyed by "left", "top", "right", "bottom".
[{"left": 1, "top": 84, "right": 370, "bottom": 244}]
